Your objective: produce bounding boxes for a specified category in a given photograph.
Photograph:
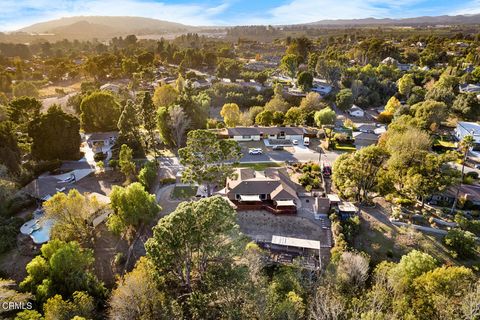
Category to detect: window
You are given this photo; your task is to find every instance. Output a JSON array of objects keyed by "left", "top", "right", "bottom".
[{"left": 242, "top": 135, "right": 251, "bottom": 139}]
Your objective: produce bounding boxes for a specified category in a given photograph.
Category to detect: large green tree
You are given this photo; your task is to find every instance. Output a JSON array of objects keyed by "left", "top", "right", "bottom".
[
  {"left": 117, "top": 100, "right": 142, "bottom": 154},
  {"left": 80, "top": 91, "right": 121, "bottom": 132},
  {"left": 107, "top": 182, "right": 160, "bottom": 242},
  {"left": 332, "top": 145, "right": 389, "bottom": 203},
  {"left": 178, "top": 130, "right": 240, "bottom": 196},
  {"left": 28, "top": 105, "right": 81, "bottom": 160},
  {"left": 20, "top": 240, "right": 105, "bottom": 303}
]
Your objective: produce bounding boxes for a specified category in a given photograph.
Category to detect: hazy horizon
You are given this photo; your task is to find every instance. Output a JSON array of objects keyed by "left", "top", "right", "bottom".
[{"left": 2, "top": 0, "right": 480, "bottom": 32}]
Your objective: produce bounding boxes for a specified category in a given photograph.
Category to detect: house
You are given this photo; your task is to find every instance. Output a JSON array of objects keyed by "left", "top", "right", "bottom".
[
  {"left": 313, "top": 197, "right": 331, "bottom": 219},
  {"left": 311, "top": 79, "right": 332, "bottom": 96},
  {"left": 455, "top": 122, "right": 480, "bottom": 151},
  {"left": 190, "top": 78, "right": 211, "bottom": 89},
  {"left": 336, "top": 201, "right": 359, "bottom": 220},
  {"left": 428, "top": 184, "right": 480, "bottom": 209},
  {"left": 353, "top": 132, "right": 379, "bottom": 149},
  {"left": 86, "top": 132, "right": 118, "bottom": 152},
  {"left": 380, "top": 57, "right": 412, "bottom": 71},
  {"left": 226, "top": 127, "right": 305, "bottom": 143},
  {"left": 348, "top": 105, "right": 365, "bottom": 118},
  {"left": 100, "top": 83, "right": 121, "bottom": 94},
  {"left": 226, "top": 167, "right": 299, "bottom": 213},
  {"left": 459, "top": 84, "right": 480, "bottom": 94}
]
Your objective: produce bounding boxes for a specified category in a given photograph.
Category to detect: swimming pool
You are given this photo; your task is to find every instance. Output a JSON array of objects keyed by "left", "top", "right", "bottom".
[{"left": 20, "top": 209, "right": 55, "bottom": 244}]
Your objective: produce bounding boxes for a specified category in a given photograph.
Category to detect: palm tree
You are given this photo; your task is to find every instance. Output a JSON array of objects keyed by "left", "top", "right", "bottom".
[{"left": 451, "top": 135, "right": 474, "bottom": 213}]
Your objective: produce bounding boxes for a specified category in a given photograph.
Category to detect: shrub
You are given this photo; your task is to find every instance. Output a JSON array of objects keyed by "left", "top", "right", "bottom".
[
  {"left": 109, "top": 159, "right": 119, "bottom": 169},
  {"left": 444, "top": 229, "right": 477, "bottom": 259},
  {"left": 93, "top": 152, "right": 106, "bottom": 162}
]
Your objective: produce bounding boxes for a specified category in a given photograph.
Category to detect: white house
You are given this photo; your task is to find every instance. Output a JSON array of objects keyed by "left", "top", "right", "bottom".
[
  {"left": 311, "top": 78, "right": 332, "bottom": 96},
  {"left": 348, "top": 105, "right": 365, "bottom": 118},
  {"left": 455, "top": 121, "right": 480, "bottom": 152},
  {"left": 227, "top": 127, "right": 305, "bottom": 142},
  {"left": 459, "top": 84, "right": 480, "bottom": 94}
]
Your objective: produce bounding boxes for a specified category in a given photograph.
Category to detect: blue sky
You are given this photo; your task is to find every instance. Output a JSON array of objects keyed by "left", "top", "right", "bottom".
[{"left": 1, "top": 0, "right": 480, "bottom": 31}]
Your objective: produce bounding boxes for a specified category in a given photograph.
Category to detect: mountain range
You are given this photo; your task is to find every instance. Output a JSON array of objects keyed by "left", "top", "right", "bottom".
[{"left": 10, "top": 14, "right": 480, "bottom": 41}]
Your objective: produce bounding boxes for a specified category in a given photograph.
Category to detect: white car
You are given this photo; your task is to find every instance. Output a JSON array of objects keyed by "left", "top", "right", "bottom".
[
  {"left": 249, "top": 148, "right": 263, "bottom": 155},
  {"left": 292, "top": 140, "right": 299, "bottom": 145}
]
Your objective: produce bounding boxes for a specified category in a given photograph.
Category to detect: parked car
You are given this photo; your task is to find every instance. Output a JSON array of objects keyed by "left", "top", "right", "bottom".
[
  {"left": 303, "top": 137, "right": 310, "bottom": 146},
  {"left": 249, "top": 148, "right": 263, "bottom": 155},
  {"left": 292, "top": 139, "right": 299, "bottom": 145},
  {"left": 272, "top": 145, "right": 284, "bottom": 150}
]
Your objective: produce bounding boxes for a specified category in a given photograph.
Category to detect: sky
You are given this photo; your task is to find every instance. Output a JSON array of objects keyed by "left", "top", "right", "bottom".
[{"left": 1, "top": 0, "right": 480, "bottom": 31}]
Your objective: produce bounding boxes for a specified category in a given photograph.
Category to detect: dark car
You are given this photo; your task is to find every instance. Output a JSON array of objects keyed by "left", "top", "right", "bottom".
[{"left": 272, "top": 145, "right": 284, "bottom": 150}]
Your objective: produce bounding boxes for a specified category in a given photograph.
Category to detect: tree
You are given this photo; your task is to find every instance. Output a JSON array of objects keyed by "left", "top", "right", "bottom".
[
  {"left": 169, "top": 105, "right": 190, "bottom": 148},
  {"left": 157, "top": 106, "right": 174, "bottom": 147},
  {"left": 297, "top": 71, "right": 313, "bottom": 92},
  {"left": 333, "top": 145, "right": 389, "bottom": 203},
  {"left": 138, "top": 161, "right": 157, "bottom": 191},
  {"left": 109, "top": 257, "right": 176, "bottom": 320},
  {"left": 397, "top": 73, "right": 415, "bottom": 98},
  {"left": 220, "top": 103, "right": 241, "bottom": 127},
  {"left": 119, "top": 144, "right": 136, "bottom": 182},
  {"left": 314, "top": 107, "right": 336, "bottom": 127},
  {"left": 43, "top": 291, "right": 95, "bottom": 320},
  {"left": 7, "top": 96, "right": 41, "bottom": 129},
  {"left": 20, "top": 240, "right": 105, "bottom": 303},
  {"left": 145, "top": 196, "right": 240, "bottom": 293},
  {"left": 444, "top": 229, "right": 477, "bottom": 259},
  {"left": 178, "top": 130, "right": 240, "bottom": 196},
  {"left": 43, "top": 189, "right": 104, "bottom": 245},
  {"left": 336, "top": 89, "right": 353, "bottom": 111},
  {"left": 272, "top": 111, "right": 285, "bottom": 125},
  {"left": 12, "top": 81, "right": 39, "bottom": 98},
  {"left": 384, "top": 96, "right": 401, "bottom": 114},
  {"left": 403, "top": 152, "right": 458, "bottom": 206},
  {"left": 284, "top": 107, "right": 305, "bottom": 126},
  {"left": 389, "top": 250, "right": 437, "bottom": 293},
  {"left": 153, "top": 84, "right": 178, "bottom": 108},
  {"left": 410, "top": 100, "right": 447, "bottom": 130},
  {"left": 264, "top": 95, "right": 290, "bottom": 113},
  {"left": 336, "top": 252, "right": 369, "bottom": 294},
  {"left": 300, "top": 92, "right": 326, "bottom": 111},
  {"left": 80, "top": 91, "right": 121, "bottom": 132},
  {"left": 412, "top": 266, "right": 475, "bottom": 319},
  {"left": 280, "top": 54, "right": 299, "bottom": 79},
  {"left": 117, "top": 100, "right": 142, "bottom": 153},
  {"left": 451, "top": 135, "right": 474, "bottom": 213},
  {"left": 0, "top": 120, "right": 21, "bottom": 173},
  {"left": 247, "top": 106, "right": 264, "bottom": 124},
  {"left": 28, "top": 105, "right": 81, "bottom": 160},
  {"left": 107, "top": 183, "right": 160, "bottom": 241},
  {"left": 139, "top": 91, "right": 158, "bottom": 156},
  {"left": 453, "top": 93, "right": 480, "bottom": 120}
]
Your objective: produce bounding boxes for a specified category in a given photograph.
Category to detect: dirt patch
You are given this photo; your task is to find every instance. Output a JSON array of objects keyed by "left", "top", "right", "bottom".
[{"left": 237, "top": 210, "right": 324, "bottom": 241}]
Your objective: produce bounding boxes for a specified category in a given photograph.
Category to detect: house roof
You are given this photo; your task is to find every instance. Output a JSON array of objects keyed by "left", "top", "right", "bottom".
[
  {"left": 227, "top": 126, "right": 305, "bottom": 136},
  {"left": 271, "top": 235, "right": 320, "bottom": 250},
  {"left": 353, "top": 132, "right": 379, "bottom": 142},
  {"left": 314, "top": 197, "right": 331, "bottom": 214},
  {"left": 86, "top": 132, "right": 118, "bottom": 143},
  {"left": 227, "top": 167, "right": 298, "bottom": 201},
  {"left": 350, "top": 105, "right": 363, "bottom": 113}
]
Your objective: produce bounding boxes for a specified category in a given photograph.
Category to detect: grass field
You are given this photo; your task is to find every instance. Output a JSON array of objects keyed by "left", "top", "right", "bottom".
[
  {"left": 354, "top": 208, "right": 480, "bottom": 267},
  {"left": 171, "top": 186, "right": 197, "bottom": 199}
]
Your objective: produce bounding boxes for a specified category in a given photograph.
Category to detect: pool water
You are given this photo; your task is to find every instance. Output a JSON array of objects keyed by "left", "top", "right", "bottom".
[{"left": 19, "top": 209, "right": 55, "bottom": 244}]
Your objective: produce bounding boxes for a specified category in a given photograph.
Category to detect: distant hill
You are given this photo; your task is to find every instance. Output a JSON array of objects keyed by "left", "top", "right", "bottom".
[
  {"left": 307, "top": 14, "right": 480, "bottom": 26},
  {"left": 19, "top": 16, "right": 195, "bottom": 40}
]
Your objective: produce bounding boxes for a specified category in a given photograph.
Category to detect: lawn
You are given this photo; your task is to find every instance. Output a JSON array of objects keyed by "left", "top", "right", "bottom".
[
  {"left": 171, "top": 186, "right": 198, "bottom": 199},
  {"left": 234, "top": 162, "right": 282, "bottom": 171},
  {"left": 333, "top": 142, "right": 356, "bottom": 152}
]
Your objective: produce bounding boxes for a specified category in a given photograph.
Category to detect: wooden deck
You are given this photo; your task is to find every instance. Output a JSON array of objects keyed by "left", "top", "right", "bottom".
[{"left": 231, "top": 200, "right": 297, "bottom": 214}]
